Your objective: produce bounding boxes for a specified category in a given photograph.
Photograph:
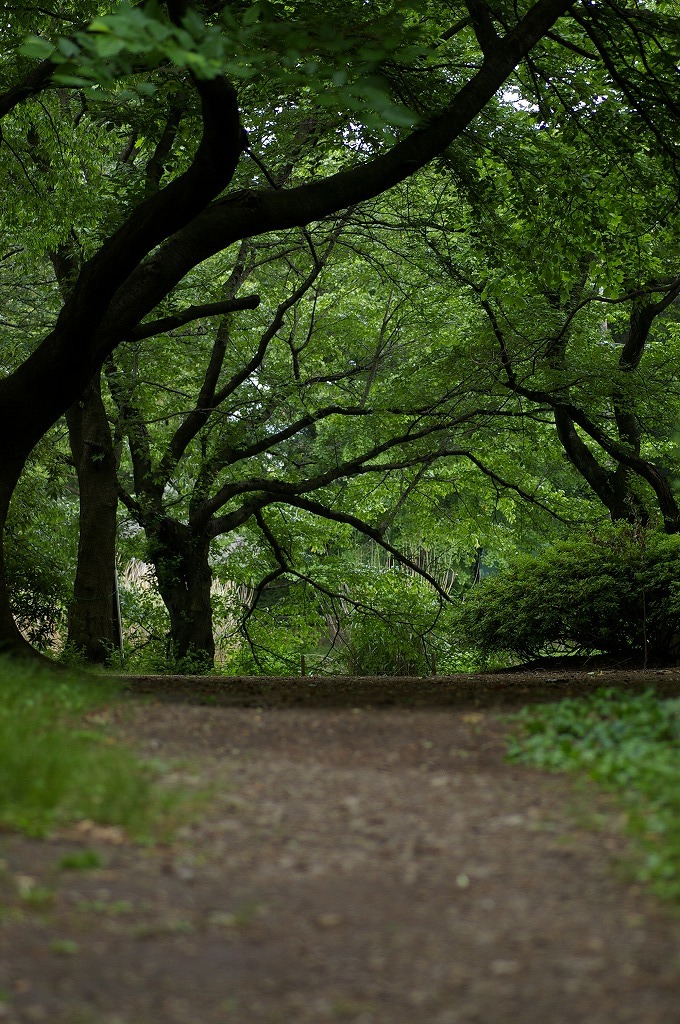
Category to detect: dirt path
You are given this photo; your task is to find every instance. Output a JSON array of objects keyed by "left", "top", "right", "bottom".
[{"left": 1, "top": 671, "right": 680, "bottom": 1023}]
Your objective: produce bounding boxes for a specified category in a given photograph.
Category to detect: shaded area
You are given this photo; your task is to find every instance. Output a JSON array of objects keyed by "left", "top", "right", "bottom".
[{"left": 120, "top": 666, "right": 680, "bottom": 709}]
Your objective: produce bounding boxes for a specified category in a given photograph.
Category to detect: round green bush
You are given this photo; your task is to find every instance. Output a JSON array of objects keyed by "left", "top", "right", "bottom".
[{"left": 456, "top": 527, "right": 680, "bottom": 664}]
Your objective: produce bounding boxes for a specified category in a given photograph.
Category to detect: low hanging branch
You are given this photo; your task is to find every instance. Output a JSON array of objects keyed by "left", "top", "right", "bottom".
[
  {"left": 127, "top": 294, "right": 260, "bottom": 341},
  {"left": 250, "top": 509, "right": 428, "bottom": 625},
  {"left": 272, "top": 494, "right": 454, "bottom": 603}
]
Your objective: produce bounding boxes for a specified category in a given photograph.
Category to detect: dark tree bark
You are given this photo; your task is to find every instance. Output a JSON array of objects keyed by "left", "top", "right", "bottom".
[
  {"left": 489, "top": 269, "right": 680, "bottom": 532},
  {"left": 550, "top": 284, "right": 680, "bottom": 530},
  {"left": 65, "top": 377, "right": 121, "bottom": 663},
  {"left": 48, "top": 241, "right": 122, "bottom": 664},
  {"left": 148, "top": 521, "right": 215, "bottom": 669},
  {"left": 553, "top": 407, "right": 645, "bottom": 524}
]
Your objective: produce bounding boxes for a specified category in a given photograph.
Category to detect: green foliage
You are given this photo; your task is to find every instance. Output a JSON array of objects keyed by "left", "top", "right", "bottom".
[
  {"left": 0, "top": 658, "right": 176, "bottom": 838},
  {"left": 21, "top": 0, "right": 424, "bottom": 128},
  {"left": 507, "top": 689, "right": 680, "bottom": 901},
  {"left": 326, "top": 567, "right": 456, "bottom": 676},
  {"left": 4, "top": 449, "right": 77, "bottom": 650},
  {"left": 456, "top": 527, "right": 680, "bottom": 665},
  {"left": 221, "top": 530, "right": 467, "bottom": 676},
  {"left": 6, "top": 0, "right": 680, "bottom": 669},
  {"left": 116, "top": 559, "right": 172, "bottom": 671},
  {"left": 225, "top": 575, "right": 329, "bottom": 676}
]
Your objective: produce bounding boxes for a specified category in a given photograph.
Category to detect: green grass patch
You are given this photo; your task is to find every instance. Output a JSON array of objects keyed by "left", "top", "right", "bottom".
[
  {"left": 49, "top": 938, "right": 80, "bottom": 956},
  {"left": 507, "top": 688, "right": 680, "bottom": 901},
  {"left": 0, "top": 657, "right": 186, "bottom": 839},
  {"left": 57, "top": 849, "right": 103, "bottom": 871}
]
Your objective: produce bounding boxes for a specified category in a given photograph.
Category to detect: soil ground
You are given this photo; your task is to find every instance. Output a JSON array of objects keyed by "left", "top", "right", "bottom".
[{"left": 1, "top": 667, "right": 680, "bottom": 1024}]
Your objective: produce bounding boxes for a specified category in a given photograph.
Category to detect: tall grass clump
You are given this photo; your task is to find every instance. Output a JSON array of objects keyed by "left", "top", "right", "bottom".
[
  {"left": 0, "top": 658, "right": 176, "bottom": 838},
  {"left": 507, "top": 689, "right": 680, "bottom": 900}
]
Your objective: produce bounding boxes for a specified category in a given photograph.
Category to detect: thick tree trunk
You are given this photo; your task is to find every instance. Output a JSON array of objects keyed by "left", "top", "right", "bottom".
[
  {"left": 149, "top": 525, "right": 215, "bottom": 670},
  {"left": 65, "top": 376, "right": 120, "bottom": 663}
]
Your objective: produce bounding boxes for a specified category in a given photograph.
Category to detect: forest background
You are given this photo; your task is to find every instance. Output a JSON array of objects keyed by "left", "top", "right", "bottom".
[{"left": 2, "top": 0, "right": 680, "bottom": 676}]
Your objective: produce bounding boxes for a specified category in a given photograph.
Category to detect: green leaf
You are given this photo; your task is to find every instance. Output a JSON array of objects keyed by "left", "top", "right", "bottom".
[
  {"left": 56, "top": 37, "right": 81, "bottom": 59},
  {"left": 242, "top": 3, "right": 264, "bottom": 28},
  {"left": 19, "top": 36, "right": 55, "bottom": 60},
  {"left": 92, "top": 36, "right": 127, "bottom": 58}
]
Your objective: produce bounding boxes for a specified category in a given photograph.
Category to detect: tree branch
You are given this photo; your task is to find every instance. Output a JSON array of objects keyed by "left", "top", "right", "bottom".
[
  {"left": 464, "top": 0, "right": 501, "bottom": 57},
  {"left": 503, "top": 378, "right": 680, "bottom": 531},
  {"left": 619, "top": 276, "right": 680, "bottom": 371},
  {"left": 128, "top": 294, "right": 260, "bottom": 342},
  {"left": 275, "top": 495, "right": 454, "bottom": 602},
  {"left": 95, "top": 0, "right": 574, "bottom": 350},
  {"left": 0, "top": 58, "right": 57, "bottom": 119}
]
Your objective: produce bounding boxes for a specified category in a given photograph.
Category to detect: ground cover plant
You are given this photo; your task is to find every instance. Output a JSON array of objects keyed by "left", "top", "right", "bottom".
[
  {"left": 507, "top": 689, "right": 680, "bottom": 900},
  {"left": 0, "top": 658, "right": 180, "bottom": 838}
]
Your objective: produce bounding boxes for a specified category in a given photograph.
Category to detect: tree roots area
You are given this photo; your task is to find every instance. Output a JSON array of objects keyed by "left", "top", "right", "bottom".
[{"left": 2, "top": 666, "right": 680, "bottom": 1024}]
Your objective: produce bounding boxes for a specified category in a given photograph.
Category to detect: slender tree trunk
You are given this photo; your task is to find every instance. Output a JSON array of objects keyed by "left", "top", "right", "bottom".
[
  {"left": 65, "top": 376, "right": 120, "bottom": 663},
  {"left": 149, "top": 524, "right": 215, "bottom": 669}
]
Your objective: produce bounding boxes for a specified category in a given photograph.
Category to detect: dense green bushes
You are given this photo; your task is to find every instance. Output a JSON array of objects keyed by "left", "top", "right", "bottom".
[{"left": 456, "top": 528, "right": 680, "bottom": 665}]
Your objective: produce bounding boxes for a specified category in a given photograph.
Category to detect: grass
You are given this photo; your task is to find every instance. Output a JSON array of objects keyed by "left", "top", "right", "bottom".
[
  {"left": 0, "top": 656, "right": 185, "bottom": 839},
  {"left": 57, "top": 849, "right": 103, "bottom": 870},
  {"left": 507, "top": 688, "right": 680, "bottom": 901}
]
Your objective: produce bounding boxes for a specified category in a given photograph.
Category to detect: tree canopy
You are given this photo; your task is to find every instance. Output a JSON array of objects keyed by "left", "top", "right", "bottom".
[{"left": 1, "top": 0, "right": 679, "bottom": 667}]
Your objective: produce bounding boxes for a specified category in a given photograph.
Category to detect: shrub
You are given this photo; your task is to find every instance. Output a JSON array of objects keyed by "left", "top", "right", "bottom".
[{"left": 456, "top": 526, "right": 680, "bottom": 664}]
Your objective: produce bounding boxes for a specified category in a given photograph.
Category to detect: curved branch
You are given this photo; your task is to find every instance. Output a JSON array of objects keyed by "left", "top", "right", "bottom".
[
  {"left": 97, "top": 0, "right": 573, "bottom": 345},
  {"left": 276, "top": 494, "right": 454, "bottom": 603},
  {"left": 2, "top": 70, "right": 244, "bottom": 454}
]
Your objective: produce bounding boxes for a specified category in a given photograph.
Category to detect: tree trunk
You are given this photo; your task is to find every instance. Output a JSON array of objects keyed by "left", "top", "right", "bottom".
[
  {"left": 149, "top": 524, "right": 215, "bottom": 670},
  {"left": 554, "top": 408, "right": 643, "bottom": 523},
  {"left": 65, "top": 376, "right": 121, "bottom": 663}
]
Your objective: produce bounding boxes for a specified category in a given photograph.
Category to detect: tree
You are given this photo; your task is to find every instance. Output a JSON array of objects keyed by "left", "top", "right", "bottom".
[
  {"left": 392, "top": 53, "right": 680, "bottom": 532},
  {"left": 65, "top": 375, "right": 122, "bottom": 661},
  {"left": 105, "top": 218, "right": 503, "bottom": 668},
  {"left": 0, "top": 0, "right": 587, "bottom": 658}
]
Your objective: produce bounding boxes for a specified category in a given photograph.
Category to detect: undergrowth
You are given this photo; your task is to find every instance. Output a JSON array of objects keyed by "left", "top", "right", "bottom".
[
  {"left": 507, "top": 689, "right": 680, "bottom": 901},
  {"left": 0, "top": 657, "right": 185, "bottom": 839}
]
